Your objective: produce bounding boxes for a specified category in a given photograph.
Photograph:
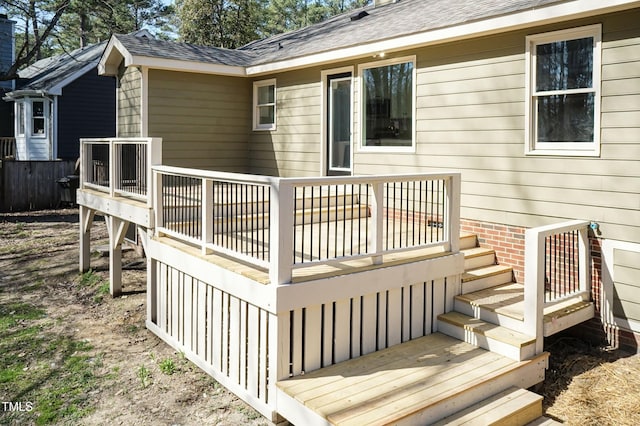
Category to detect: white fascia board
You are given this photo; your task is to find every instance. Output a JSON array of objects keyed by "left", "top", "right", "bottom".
[
  {"left": 47, "top": 60, "right": 99, "bottom": 96},
  {"left": 98, "top": 36, "right": 133, "bottom": 76},
  {"left": 246, "top": 0, "right": 640, "bottom": 76},
  {"left": 132, "top": 56, "right": 246, "bottom": 77}
]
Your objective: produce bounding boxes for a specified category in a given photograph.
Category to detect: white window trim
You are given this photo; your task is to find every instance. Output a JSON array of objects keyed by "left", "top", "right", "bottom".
[
  {"left": 253, "top": 78, "right": 276, "bottom": 131},
  {"left": 525, "top": 24, "right": 602, "bottom": 157},
  {"left": 320, "top": 66, "right": 354, "bottom": 176},
  {"left": 30, "top": 98, "right": 48, "bottom": 139},
  {"left": 357, "top": 55, "right": 416, "bottom": 153}
]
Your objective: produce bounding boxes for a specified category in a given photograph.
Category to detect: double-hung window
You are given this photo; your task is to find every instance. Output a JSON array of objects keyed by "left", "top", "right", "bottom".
[
  {"left": 253, "top": 79, "right": 276, "bottom": 131},
  {"left": 526, "top": 25, "right": 601, "bottom": 156},
  {"left": 359, "top": 56, "right": 415, "bottom": 151}
]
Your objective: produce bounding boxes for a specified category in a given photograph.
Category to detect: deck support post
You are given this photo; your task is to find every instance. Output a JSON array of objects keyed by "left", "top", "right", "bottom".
[
  {"left": 137, "top": 227, "right": 157, "bottom": 323},
  {"left": 79, "top": 205, "right": 95, "bottom": 272},
  {"left": 106, "top": 215, "right": 130, "bottom": 297}
]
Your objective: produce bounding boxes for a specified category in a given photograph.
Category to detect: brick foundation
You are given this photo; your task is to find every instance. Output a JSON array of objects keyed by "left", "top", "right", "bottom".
[
  {"left": 460, "top": 217, "right": 640, "bottom": 353},
  {"left": 460, "top": 219, "right": 526, "bottom": 283}
]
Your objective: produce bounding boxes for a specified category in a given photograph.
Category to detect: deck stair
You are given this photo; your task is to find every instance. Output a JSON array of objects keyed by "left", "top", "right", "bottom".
[
  {"left": 275, "top": 333, "right": 549, "bottom": 426},
  {"left": 431, "top": 386, "right": 543, "bottom": 426},
  {"left": 438, "top": 233, "right": 594, "bottom": 361}
]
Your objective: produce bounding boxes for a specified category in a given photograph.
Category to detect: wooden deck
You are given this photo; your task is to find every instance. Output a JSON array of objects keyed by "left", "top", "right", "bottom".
[{"left": 276, "top": 333, "right": 549, "bottom": 426}]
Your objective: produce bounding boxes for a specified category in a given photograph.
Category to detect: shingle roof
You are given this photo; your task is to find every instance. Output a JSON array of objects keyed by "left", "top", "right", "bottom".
[
  {"left": 239, "top": 0, "right": 566, "bottom": 65},
  {"left": 109, "top": 0, "right": 590, "bottom": 69},
  {"left": 113, "top": 33, "right": 256, "bottom": 67},
  {"left": 16, "top": 42, "right": 106, "bottom": 92}
]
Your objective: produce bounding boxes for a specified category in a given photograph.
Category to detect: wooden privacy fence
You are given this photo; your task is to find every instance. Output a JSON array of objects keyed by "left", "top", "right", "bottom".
[{"left": 0, "top": 160, "right": 76, "bottom": 212}]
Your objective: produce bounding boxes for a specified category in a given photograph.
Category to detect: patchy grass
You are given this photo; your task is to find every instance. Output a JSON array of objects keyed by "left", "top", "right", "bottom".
[{"left": 0, "top": 302, "right": 101, "bottom": 425}]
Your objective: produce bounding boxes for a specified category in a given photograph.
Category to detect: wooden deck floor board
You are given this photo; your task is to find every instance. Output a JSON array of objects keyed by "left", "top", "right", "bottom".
[
  {"left": 306, "top": 346, "right": 504, "bottom": 413},
  {"left": 277, "top": 333, "right": 547, "bottom": 426}
]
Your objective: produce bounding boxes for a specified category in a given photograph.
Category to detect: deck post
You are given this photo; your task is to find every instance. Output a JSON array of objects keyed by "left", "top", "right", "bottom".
[
  {"left": 524, "top": 228, "right": 545, "bottom": 354},
  {"left": 578, "top": 226, "right": 590, "bottom": 301},
  {"left": 446, "top": 173, "right": 461, "bottom": 253},
  {"left": 202, "top": 178, "right": 213, "bottom": 255},
  {"left": 148, "top": 138, "right": 162, "bottom": 208},
  {"left": 106, "top": 215, "right": 130, "bottom": 297},
  {"left": 109, "top": 139, "right": 116, "bottom": 198},
  {"left": 270, "top": 179, "right": 294, "bottom": 285},
  {"left": 370, "top": 182, "right": 384, "bottom": 264},
  {"left": 79, "top": 205, "right": 95, "bottom": 272}
]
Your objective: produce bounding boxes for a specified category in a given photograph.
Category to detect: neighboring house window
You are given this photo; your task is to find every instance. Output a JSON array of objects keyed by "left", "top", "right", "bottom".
[
  {"left": 17, "top": 102, "right": 25, "bottom": 135},
  {"left": 32, "top": 100, "right": 46, "bottom": 136},
  {"left": 526, "top": 25, "right": 601, "bottom": 156},
  {"left": 359, "top": 56, "right": 415, "bottom": 151},
  {"left": 253, "top": 79, "right": 276, "bottom": 130}
]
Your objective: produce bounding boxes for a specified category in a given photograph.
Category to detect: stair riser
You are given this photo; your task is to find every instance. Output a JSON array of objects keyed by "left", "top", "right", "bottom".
[
  {"left": 438, "top": 320, "right": 536, "bottom": 362},
  {"left": 464, "top": 253, "right": 496, "bottom": 270},
  {"left": 462, "top": 270, "right": 513, "bottom": 293},
  {"left": 460, "top": 236, "right": 478, "bottom": 250},
  {"left": 394, "top": 355, "right": 548, "bottom": 425},
  {"left": 454, "top": 300, "right": 526, "bottom": 332}
]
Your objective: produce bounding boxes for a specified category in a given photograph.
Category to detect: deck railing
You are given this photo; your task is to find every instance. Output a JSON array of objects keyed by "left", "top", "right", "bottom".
[
  {"left": 524, "top": 220, "right": 591, "bottom": 352},
  {"left": 80, "top": 138, "right": 162, "bottom": 206},
  {"left": 153, "top": 165, "right": 461, "bottom": 285},
  {"left": 0, "top": 137, "right": 16, "bottom": 159}
]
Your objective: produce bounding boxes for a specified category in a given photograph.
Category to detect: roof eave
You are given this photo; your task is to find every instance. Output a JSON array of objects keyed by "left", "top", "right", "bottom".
[
  {"left": 132, "top": 56, "right": 247, "bottom": 77},
  {"left": 246, "top": 0, "right": 640, "bottom": 76}
]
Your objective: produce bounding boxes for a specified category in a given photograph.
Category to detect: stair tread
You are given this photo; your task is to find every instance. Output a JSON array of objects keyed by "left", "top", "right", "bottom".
[
  {"left": 457, "top": 283, "right": 525, "bottom": 321},
  {"left": 544, "top": 299, "right": 594, "bottom": 323},
  {"left": 462, "top": 264, "right": 513, "bottom": 283},
  {"left": 432, "top": 386, "right": 542, "bottom": 426},
  {"left": 439, "top": 311, "right": 535, "bottom": 347},
  {"left": 462, "top": 246, "right": 496, "bottom": 259}
]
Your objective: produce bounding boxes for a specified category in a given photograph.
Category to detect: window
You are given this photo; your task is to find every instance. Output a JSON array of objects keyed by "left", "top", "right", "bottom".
[
  {"left": 253, "top": 79, "right": 276, "bottom": 130},
  {"left": 17, "top": 102, "right": 25, "bottom": 135},
  {"left": 359, "top": 57, "right": 415, "bottom": 151},
  {"left": 32, "top": 100, "right": 46, "bottom": 136},
  {"left": 526, "top": 25, "right": 601, "bottom": 156}
]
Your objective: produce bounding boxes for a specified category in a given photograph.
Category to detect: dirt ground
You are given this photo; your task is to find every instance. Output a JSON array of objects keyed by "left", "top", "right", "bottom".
[{"left": 0, "top": 209, "right": 639, "bottom": 425}]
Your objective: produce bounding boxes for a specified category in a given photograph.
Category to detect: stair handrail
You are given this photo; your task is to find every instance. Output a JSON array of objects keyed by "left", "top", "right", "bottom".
[{"left": 523, "top": 219, "right": 591, "bottom": 354}]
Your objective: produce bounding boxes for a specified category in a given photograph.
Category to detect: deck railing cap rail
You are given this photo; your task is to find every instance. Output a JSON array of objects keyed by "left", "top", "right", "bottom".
[
  {"left": 152, "top": 165, "right": 461, "bottom": 188},
  {"left": 152, "top": 165, "right": 280, "bottom": 186},
  {"left": 80, "top": 137, "right": 159, "bottom": 144},
  {"left": 525, "top": 219, "right": 591, "bottom": 238}
]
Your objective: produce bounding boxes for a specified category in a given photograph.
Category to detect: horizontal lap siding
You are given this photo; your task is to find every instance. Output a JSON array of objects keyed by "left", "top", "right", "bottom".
[
  {"left": 354, "top": 10, "right": 640, "bottom": 244},
  {"left": 118, "top": 66, "right": 141, "bottom": 137},
  {"left": 148, "top": 70, "right": 251, "bottom": 172},
  {"left": 249, "top": 68, "right": 322, "bottom": 177}
]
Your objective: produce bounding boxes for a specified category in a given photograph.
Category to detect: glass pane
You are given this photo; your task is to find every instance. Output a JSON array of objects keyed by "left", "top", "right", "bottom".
[
  {"left": 536, "top": 37, "right": 593, "bottom": 91},
  {"left": 18, "top": 103, "right": 25, "bottom": 135},
  {"left": 363, "top": 62, "right": 413, "bottom": 147},
  {"left": 33, "top": 101, "right": 44, "bottom": 117},
  {"left": 33, "top": 118, "right": 45, "bottom": 135},
  {"left": 257, "top": 85, "right": 274, "bottom": 105},
  {"left": 330, "top": 79, "right": 351, "bottom": 169},
  {"left": 258, "top": 105, "right": 274, "bottom": 125},
  {"left": 536, "top": 93, "right": 594, "bottom": 142}
]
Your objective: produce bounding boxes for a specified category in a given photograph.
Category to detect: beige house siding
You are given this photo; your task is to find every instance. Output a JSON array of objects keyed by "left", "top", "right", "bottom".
[
  {"left": 350, "top": 10, "right": 640, "bottom": 244},
  {"left": 148, "top": 70, "right": 251, "bottom": 171},
  {"left": 118, "top": 65, "right": 141, "bottom": 137},
  {"left": 249, "top": 68, "right": 323, "bottom": 177},
  {"left": 612, "top": 248, "right": 640, "bottom": 322}
]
